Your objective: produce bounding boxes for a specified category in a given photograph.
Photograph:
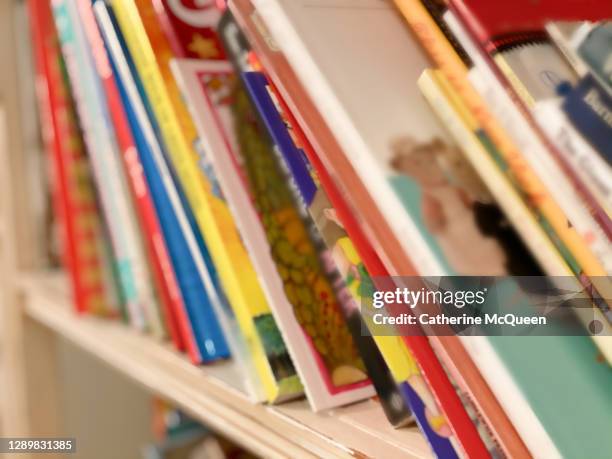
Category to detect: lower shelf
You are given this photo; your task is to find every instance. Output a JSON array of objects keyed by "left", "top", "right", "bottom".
[{"left": 17, "top": 271, "right": 431, "bottom": 459}]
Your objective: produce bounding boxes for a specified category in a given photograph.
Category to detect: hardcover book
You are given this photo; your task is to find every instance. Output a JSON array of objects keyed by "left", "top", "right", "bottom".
[
  {"left": 94, "top": 0, "right": 231, "bottom": 364},
  {"left": 171, "top": 58, "right": 373, "bottom": 411}
]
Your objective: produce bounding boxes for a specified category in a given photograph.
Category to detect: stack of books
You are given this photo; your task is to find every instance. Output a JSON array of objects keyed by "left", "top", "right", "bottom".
[{"left": 27, "top": 0, "right": 612, "bottom": 457}]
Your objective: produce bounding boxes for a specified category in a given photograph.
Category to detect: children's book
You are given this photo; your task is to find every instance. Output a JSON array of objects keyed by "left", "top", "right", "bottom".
[
  {"left": 171, "top": 58, "right": 373, "bottom": 411},
  {"left": 242, "top": 70, "right": 417, "bottom": 427},
  {"left": 27, "top": 0, "right": 117, "bottom": 316},
  {"left": 152, "top": 0, "right": 225, "bottom": 60},
  {"left": 446, "top": 2, "right": 612, "bottom": 265},
  {"left": 78, "top": 0, "right": 184, "bottom": 348},
  {"left": 104, "top": 0, "right": 301, "bottom": 401},
  {"left": 52, "top": 0, "right": 161, "bottom": 334},
  {"left": 228, "top": 1, "right": 490, "bottom": 455},
  {"left": 392, "top": 0, "right": 612, "bottom": 307},
  {"left": 94, "top": 0, "right": 231, "bottom": 365}
]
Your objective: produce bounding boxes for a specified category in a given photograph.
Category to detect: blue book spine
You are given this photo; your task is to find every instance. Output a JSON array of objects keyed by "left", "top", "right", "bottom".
[{"left": 94, "top": 0, "right": 229, "bottom": 361}]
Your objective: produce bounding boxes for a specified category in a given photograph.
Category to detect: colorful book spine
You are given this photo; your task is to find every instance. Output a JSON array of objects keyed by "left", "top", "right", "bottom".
[
  {"left": 77, "top": 0, "right": 183, "bottom": 348},
  {"left": 52, "top": 0, "right": 163, "bottom": 333},
  {"left": 418, "top": 68, "right": 551, "bottom": 458},
  {"left": 242, "top": 70, "right": 420, "bottom": 425},
  {"left": 108, "top": 0, "right": 299, "bottom": 400},
  {"left": 171, "top": 58, "right": 370, "bottom": 411},
  {"left": 228, "top": 2, "right": 488, "bottom": 455},
  {"left": 94, "top": 1, "right": 230, "bottom": 364},
  {"left": 392, "top": 0, "right": 612, "bottom": 308},
  {"left": 27, "top": 0, "right": 114, "bottom": 316}
]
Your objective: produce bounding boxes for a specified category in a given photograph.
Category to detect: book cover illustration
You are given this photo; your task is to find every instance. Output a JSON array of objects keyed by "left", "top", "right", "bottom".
[
  {"left": 94, "top": 0, "right": 236, "bottom": 366},
  {"left": 229, "top": 3, "right": 495, "bottom": 456},
  {"left": 52, "top": 0, "right": 161, "bottom": 332},
  {"left": 241, "top": 71, "right": 472, "bottom": 449},
  {"left": 110, "top": 0, "right": 301, "bottom": 401},
  {"left": 171, "top": 58, "right": 374, "bottom": 411}
]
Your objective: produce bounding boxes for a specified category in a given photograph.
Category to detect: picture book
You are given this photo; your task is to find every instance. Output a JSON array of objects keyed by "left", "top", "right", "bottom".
[
  {"left": 391, "top": 0, "right": 612, "bottom": 362},
  {"left": 109, "top": 0, "right": 301, "bottom": 401},
  {"left": 152, "top": 0, "right": 225, "bottom": 59},
  {"left": 546, "top": 21, "right": 593, "bottom": 77},
  {"left": 94, "top": 0, "right": 232, "bottom": 364},
  {"left": 443, "top": 11, "right": 612, "bottom": 304},
  {"left": 562, "top": 74, "right": 612, "bottom": 167},
  {"left": 27, "top": 0, "right": 116, "bottom": 316},
  {"left": 418, "top": 68, "right": 563, "bottom": 458},
  {"left": 77, "top": 0, "right": 183, "bottom": 349},
  {"left": 241, "top": 69, "right": 415, "bottom": 427},
  {"left": 393, "top": 0, "right": 612, "bottom": 303},
  {"left": 52, "top": 0, "right": 161, "bottom": 334},
  {"left": 171, "top": 58, "right": 373, "bottom": 411},
  {"left": 228, "top": 1, "right": 491, "bottom": 455},
  {"left": 446, "top": 2, "right": 612, "bottom": 255}
]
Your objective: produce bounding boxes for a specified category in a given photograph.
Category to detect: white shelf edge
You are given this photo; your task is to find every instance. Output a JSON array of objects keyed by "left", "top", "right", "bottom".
[{"left": 17, "top": 271, "right": 431, "bottom": 459}]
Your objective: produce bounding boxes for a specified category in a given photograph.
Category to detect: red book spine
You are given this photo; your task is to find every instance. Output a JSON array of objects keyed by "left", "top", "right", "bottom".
[
  {"left": 27, "top": 0, "right": 108, "bottom": 315},
  {"left": 77, "top": 0, "right": 188, "bottom": 351},
  {"left": 152, "top": 0, "right": 225, "bottom": 59}
]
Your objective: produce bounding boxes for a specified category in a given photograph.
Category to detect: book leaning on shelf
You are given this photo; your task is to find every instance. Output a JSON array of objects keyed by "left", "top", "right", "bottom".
[
  {"left": 27, "top": 0, "right": 119, "bottom": 317},
  {"left": 106, "top": 0, "right": 302, "bottom": 403},
  {"left": 93, "top": 1, "right": 231, "bottom": 365},
  {"left": 52, "top": 0, "right": 163, "bottom": 335}
]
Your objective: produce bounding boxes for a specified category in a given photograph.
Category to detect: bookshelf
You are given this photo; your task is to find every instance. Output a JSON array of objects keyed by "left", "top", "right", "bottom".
[
  {"left": 0, "top": 3, "right": 430, "bottom": 456},
  {"left": 16, "top": 271, "right": 431, "bottom": 459}
]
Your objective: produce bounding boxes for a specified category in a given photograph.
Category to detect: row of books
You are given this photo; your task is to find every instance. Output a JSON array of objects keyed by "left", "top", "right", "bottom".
[{"left": 26, "top": 0, "right": 611, "bottom": 458}]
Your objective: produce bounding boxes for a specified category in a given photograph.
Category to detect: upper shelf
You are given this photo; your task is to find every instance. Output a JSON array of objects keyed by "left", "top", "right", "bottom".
[{"left": 17, "top": 271, "right": 431, "bottom": 459}]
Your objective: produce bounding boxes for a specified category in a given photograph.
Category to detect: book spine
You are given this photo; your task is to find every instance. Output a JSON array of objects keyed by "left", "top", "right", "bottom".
[
  {"left": 392, "top": 0, "right": 611, "bottom": 282},
  {"left": 109, "top": 0, "right": 273, "bottom": 356},
  {"left": 77, "top": 0, "right": 184, "bottom": 348},
  {"left": 152, "top": 0, "right": 224, "bottom": 59},
  {"left": 93, "top": 1, "right": 230, "bottom": 363},
  {"left": 445, "top": 12, "right": 612, "bottom": 276},
  {"left": 417, "top": 68, "right": 543, "bottom": 459},
  {"left": 52, "top": 0, "right": 156, "bottom": 331},
  {"left": 243, "top": 70, "right": 419, "bottom": 427},
  {"left": 27, "top": 0, "right": 110, "bottom": 316}
]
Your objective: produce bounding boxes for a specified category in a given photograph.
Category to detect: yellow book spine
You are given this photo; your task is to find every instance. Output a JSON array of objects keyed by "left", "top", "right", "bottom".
[
  {"left": 393, "top": 0, "right": 608, "bottom": 281},
  {"left": 111, "top": 0, "right": 290, "bottom": 402}
]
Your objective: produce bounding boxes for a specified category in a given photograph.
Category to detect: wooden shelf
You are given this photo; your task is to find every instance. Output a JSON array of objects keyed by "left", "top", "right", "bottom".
[{"left": 17, "top": 271, "right": 431, "bottom": 459}]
